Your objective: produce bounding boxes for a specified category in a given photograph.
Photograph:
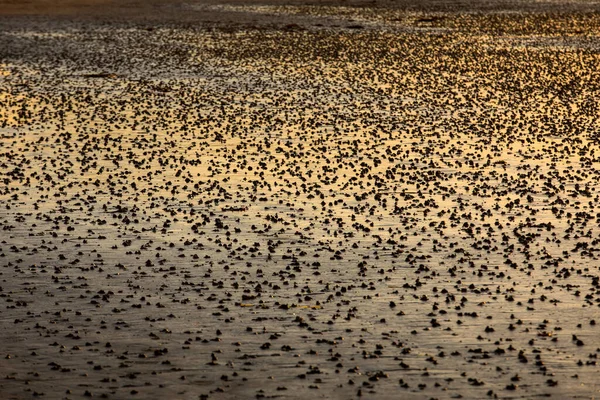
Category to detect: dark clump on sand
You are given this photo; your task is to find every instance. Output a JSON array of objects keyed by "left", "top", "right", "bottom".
[{"left": 2, "top": 0, "right": 600, "bottom": 399}]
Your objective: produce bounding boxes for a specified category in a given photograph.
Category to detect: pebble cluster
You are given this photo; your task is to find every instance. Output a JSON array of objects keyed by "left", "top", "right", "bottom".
[{"left": 2, "top": 3, "right": 600, "bottom": 399}]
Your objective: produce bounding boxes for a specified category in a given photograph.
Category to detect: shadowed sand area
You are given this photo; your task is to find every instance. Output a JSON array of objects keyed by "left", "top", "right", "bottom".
[{"left": 2, "top": 0, "right": 600, "bottom": 399}]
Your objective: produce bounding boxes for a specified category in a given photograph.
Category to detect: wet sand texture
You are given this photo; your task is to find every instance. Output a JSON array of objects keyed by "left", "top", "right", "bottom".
[{"left": 2, "top": 1, "right": 600, "bottom": 399}]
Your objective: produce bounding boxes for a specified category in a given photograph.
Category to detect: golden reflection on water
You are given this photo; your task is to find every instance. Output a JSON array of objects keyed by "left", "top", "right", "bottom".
[{"left": 2, "top": 8, "right": 600, "bottom": 399}]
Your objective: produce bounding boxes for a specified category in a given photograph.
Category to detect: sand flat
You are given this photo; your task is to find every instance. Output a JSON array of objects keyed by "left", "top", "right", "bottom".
[{"left": 2, "top": 1, "right": 600, "bottom": 399}]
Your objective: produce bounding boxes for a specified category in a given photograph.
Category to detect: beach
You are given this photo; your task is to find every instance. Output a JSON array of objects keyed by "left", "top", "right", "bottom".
[{"left": 2, "top": 0, "right": 600, "bottom": 399}]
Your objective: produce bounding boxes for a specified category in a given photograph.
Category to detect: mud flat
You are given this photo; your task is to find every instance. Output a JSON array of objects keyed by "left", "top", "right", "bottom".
[{"left": 2, "top": 1, "right": 600, "bottom": 399}]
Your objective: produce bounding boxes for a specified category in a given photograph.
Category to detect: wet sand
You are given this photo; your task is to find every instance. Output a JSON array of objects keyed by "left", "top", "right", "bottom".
[{"left": 2, "top": 0, "right": 600, "bottom": 399}]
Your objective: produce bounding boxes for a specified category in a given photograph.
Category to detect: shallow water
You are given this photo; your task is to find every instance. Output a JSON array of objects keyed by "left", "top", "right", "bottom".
[{"left": 2, "top": 4, "right": 600, "bottom": 399}]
